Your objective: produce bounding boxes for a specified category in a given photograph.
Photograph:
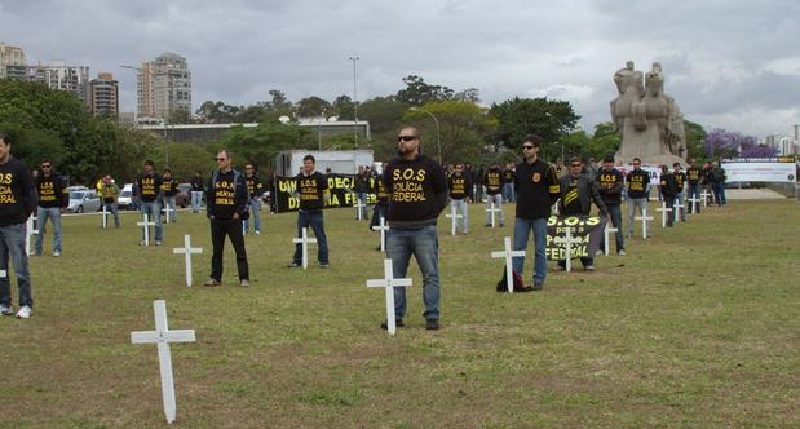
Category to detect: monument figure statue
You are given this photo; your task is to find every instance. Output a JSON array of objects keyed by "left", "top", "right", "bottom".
[{"left": 611, "top": 61, "right": 687, "bottom": 165}]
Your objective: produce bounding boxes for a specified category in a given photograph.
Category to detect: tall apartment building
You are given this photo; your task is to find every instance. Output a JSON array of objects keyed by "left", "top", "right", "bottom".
[
  {"left": 89, "top": 72, "right": 119, "bottom": 118},
  {"left": 136, "top": 53, "right": 192, "bottom": 120},
  {"left": 28, "top": 62, "right": 90, "bottom": 104},
  {"left": 0, "top": 43, "right": 27, "bottom": 80}
]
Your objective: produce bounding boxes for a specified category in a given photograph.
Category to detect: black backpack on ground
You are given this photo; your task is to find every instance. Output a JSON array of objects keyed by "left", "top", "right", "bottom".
[{"left": 496, "top": 266, "right": 532, "bottom": 293}]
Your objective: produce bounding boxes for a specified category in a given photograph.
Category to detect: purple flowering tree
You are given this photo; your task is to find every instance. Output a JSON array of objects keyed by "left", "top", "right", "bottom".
[
  {"left": 704, "top": 129, "right": 759, "bottom": 159},
  {"left": 740, "top": 145, "right": 778, "bottom": 159}
]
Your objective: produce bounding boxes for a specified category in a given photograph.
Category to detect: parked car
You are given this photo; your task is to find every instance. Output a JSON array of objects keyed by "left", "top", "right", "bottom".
[
  {"left": 176, "top": 183, "right": 192, "bottom": 208},
  {"left": 117, "top": 189, "right": 134, "bottom": 210},
  {"left": 67, "top": 190, "right": 102, "bottom": 213}
]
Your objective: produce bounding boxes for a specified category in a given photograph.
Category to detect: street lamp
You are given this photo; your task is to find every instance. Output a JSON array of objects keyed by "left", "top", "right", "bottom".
[
  {"left": 317, "top": 108, "right": 326, "bottom": 151},
  {"left": 120, "top": 63, "right": 173, "bottom": 167},
  {"left": 410, "top": 107, "right": 441, "bottom": 164},
  {"left": 349, "top": 56, "right": 359, "bottom": 149}
]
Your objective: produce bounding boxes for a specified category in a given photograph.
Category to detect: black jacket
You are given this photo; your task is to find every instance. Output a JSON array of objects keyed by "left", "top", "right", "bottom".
[
  {"left": 0, "top": 156, "right": 37, "bottom": 226},
  {"left": 559, "top": 174, "right": 607, "bottom": 217}
]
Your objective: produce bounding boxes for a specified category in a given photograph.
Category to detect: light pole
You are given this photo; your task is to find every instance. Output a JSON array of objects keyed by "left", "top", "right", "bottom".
[
  {"left": 121, "top": 63, "right": 173, "bottom": 167},
  {"left": 349, "top": 56, "right": 359, "bottom": 149},
  {"left": 410, "top": 107, "right": 441, "bottom": 164},
  {"left": 318, "top": 108, "right": 326, "bottom": 151},
  {"left": 544, "top": 112, "right": 567, "bottom": 162}
]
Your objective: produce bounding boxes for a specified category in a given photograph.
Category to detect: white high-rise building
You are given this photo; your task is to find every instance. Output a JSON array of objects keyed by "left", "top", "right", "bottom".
[
  {"left": 0, "top": 43, "right": 27, "bottom": 80},
  {"left": 136, "top": 53, "right": 192, "bottom": 120},
  {"left": 28, "top": 62, "right": 90, "bottom": 103}
]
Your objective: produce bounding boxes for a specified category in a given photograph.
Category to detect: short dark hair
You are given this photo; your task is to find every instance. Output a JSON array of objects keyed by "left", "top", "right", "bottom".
[
  {"left": 40, "top": 158, "right": 51, "bottom": 166},
  {"left": 303, "top": 154, "right": 315, "bottom": 163},
  {"left": 144, "top": 159, "right": 154, "bottom": 167},
  {"left": 569, "top": 157, "right": 581, "bottom": 165},
  {"left": 673, "top": 162, "right": 681, "bottom": 167},
  {"left": 632, "top": 157, "right": 641, "bottom": 163},
  {"left": 164, "top": 168, "right": 172, "bottom": 173},
  {"left": 523, "top": 134, "right": 542, "bottom": 147}
]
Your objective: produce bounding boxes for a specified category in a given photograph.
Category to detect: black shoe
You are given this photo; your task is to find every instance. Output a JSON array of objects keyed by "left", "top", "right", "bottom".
[
  {"left": 532, "top": 282, "right": 544, "bottom": 291},
  {"left": 425, "top": 318, "right": 440, "bottom": 331},
  {"left": 380, "top": 318, "right": 404, "bottom": 330}
]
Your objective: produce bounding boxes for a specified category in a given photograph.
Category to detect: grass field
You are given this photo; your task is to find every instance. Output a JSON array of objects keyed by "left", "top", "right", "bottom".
[{"left": 1, "top": 199, "right": 798, "bottom": 429}]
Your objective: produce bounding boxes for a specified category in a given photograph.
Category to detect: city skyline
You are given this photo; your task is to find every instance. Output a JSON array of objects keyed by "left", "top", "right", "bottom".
[{"left": 2, "top": 0, "right": 799, "bottom": 140}]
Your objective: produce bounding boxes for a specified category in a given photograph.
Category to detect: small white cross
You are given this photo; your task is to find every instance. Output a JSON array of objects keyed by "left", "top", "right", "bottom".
[
  {"left": 366, "top": 259, "right": 412, "bottom": 335},
  {"left": 603, "top": 222, "right": 619, "bottom": 256},
  {"left": 172, "top": 235, "right": 203, "bottom": 287},
  {"left": 162, "top": 206, "right": 176, "bottom": 224},
  {"left": 445, "top": 204, "right": 464, "bottom": 236},
  {"left": 25, "top": 215, "right": 39, "bottom": 257},
  {"left": 490, "top": 236, "right": 526, "bottom": 292},
  {"left": 353, "top": 197, "right": 366, "bottom": 221},
  {"left": 485, "top": 202, "right": 502, "bottom": 228},
  {"left": 687, "top": 196, "right": 701, "bottom": 214},
  {"left": 371, "top": 217, "right": 389, "bottom": 253},
  {"left": 137, "top": 213, "right": 156, "bottom": 246},
  {"left": 673, "top": 200, "right": 686, "bottom": 223},
  {"left": 700, "top": 189, "right": 710, "bottom": 208},
  {"left": 634, "top": 208, "right": 654, "bottom": 239},
  {"left": 292, "top": 227, "right": 318, "bottom": 269},
  {"left": 655, "top": 202, "right": 673, "bottom": 228},
  {"left": 552, "top": 227, "right": 582, "bottom": 272},
  {"left": 131, "top": 300, "right": 196, "bottom": 425},
  {"left": 101, "top": 204, "right": 108, "bottom": 230}
]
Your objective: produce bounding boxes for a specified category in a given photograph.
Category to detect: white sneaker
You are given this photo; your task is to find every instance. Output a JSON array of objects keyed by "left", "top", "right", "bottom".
[
  {"left": 0, "top": 304, "right": 12, "bottom": 316},
  {"left": 53, "top": 251, "right": 61, "bottom": 257},
  {"left": 16, "top": 306, "right": 31, "bottom": 319},
  {"left": 617, "top": 249, "right": 626, "bottom": 256},
  {"left": 255, "top": 230, "right": 261, "bottom": 235}
]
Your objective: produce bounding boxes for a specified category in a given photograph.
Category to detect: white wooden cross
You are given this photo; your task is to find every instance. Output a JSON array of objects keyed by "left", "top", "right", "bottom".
[
  {"left": 635, "top": 208, "right": 654, "bottom": 239},
  {"left": 130, "top": 300, "right": 196, "bottom": 425},
  {"left": 371, "top": 216, "right": 389, "bottom": 253},
  {"left": 673, "top": 200, "right": 685, "bottom": 223},
  {"left": 490, "top": 236, "right": 526, "bottom": 293},
  {"left": 700, "top": 189, "right": 711, "bottom": 208},
  {"left": 353, "top": 197, "right": 366, "bottom": 221},
  {"left": 687, "top": 196, "right": 701, "bottom": 215},
  {"left": 445, "top": 204, "right": 464, "bottom": 236},
  {"left": 603, "top": 222, "right": 619, "bottom": 256},
  {"left": 172, "top": 235, "right": 203, "bottom": 287},
  {"left": 292, "top": 227, "right": 317, "bottom": 269},
  {"left": 485, "top": 202, "right": 502, "bottom": 228},
  {"left": 655, "top": 202, "right": 672, "bottom": 228},
  {"left": 137, "top": 213, "right": 155, "bottom": 246},
  {"left": 101, "top": 204, "right": 108, "bottom": 230},
  {"left": 162, "top": 206, "right": 176, "bottom": 224},
  {"left": 25, "top": 215, "right": 39, "bottom": 257},
  {"left": 366, "top": 258, "right": 412, "bottom": 335},
  {"left": 552, "top": 227, "right": 583, "bottom": 272}
]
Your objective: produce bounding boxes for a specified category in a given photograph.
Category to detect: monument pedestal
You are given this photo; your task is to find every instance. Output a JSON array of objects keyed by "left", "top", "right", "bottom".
[{"left": 616, "top": 152, "right": 687, "bottom": 168}]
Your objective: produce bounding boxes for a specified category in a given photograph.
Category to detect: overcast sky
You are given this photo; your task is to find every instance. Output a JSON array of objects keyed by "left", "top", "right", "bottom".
[{"left": 4, "top": 0, "right": 800, "bottom": 139}]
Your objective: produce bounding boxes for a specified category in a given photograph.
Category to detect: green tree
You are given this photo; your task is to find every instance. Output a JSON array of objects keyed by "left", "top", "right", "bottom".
[
  {"left": 683, "top": 119, "right": 707, "bottom": 161},
  {"left": 332, "top": 95, "right": 354, "bottom": 120},
  {"left": 490, "top": 97, "right": 580, "bottom": 161},
  {"left": 586, "top": 121, "right": 621, "bottom": 159},
  {"left": 297, "top": 96, "right": 332, "bottom": 118},
  {"left": 396, "top": 75, "right": 455, "bottom": 106},
  {"left": 218, "top": 122, "right": 314, "bottom": 172}
]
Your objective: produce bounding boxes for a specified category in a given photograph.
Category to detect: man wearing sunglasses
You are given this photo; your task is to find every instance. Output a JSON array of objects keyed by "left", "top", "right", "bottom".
[
  {"left": 512, "top": 135, "right": 560, "bottom": 290},
  {"left": 556, "top": 158, "right": 608, "bottom": 271},
  {"left": 382, "top": 127, "right": 447, "bottom": 331},
  {"left": 34, "top": 159, "right": 67, "bottom": 256}
]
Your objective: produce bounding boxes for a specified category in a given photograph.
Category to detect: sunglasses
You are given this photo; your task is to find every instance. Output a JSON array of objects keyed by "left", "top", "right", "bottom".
[
  {"left": 216, "top": 158, "right": 226, "bottom": 161},
  {"left": 571, "top": 164, "right": 582, "bottom": 167},
  {"left": 522, "top": 145, "right": 535, "bottom": 150},
  {"left": 41, "top": 165, "right": 51, "bottom": 168},
  {"left": 397, "top": 136, "right": 418, "bottom": 142}
]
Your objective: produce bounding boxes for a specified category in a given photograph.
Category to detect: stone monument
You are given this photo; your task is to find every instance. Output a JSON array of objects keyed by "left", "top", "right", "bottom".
[{"left": 611, "top": 61, "right": 687, "bottom": 166}]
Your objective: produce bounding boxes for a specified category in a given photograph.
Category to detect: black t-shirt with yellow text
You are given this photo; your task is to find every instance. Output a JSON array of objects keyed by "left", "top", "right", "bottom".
[
  {"left": 36, "top": 174, "right": 66, "bottom": 208},
  {"left": 137, "top": 172, "right": 163, "bottom": 203},
  {"left": 296, "top": 172, "right": 328, "bottom": 212}
]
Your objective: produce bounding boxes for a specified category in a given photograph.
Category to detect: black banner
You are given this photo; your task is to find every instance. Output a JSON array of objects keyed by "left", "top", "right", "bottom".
[
  {"left": 546, "top": 216, "right": 605, "bottom": 261},
  {"left": 273, "top": 174, "right": 377, "bottom": 213}
]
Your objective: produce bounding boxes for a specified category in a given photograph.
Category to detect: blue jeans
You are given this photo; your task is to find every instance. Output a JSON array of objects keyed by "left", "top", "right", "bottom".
[
  {"left": 293, "top": 211, "right": 328, "bottom": 264},
  {"left": 712, "top": 183, "right": 726, "bottom": 206},
  {"left": 243, "top": 197, "right": 261, "bottom": 233},
  {"left": 502, "top": 182, "right": 515, "bottom": 203},
  {"left": 140, "top": 201, "right": 163, "bottom": 242},
  {"left": 512, "top": 217, "right": 548, "bottom": 283},
  {"left": 162, "top": 196, "right": 178, "bottom": 222},
  {"left": 687, "top": 184, "right": 701, "bottom": 213},
  {"left": 627, "top": 198, "right": 647, "bottom": 236},
  {"left": 102, "top": 202, "right": 120, "bottom": 227},
  {"left": 0, "top": 223, "right": 32, "bottom": 308},
  {"left": 35, "top": 207, "right": 62, "bottom": 254},
  {"left": 386, "top": 225, "right": 439, "bottom": 319},
  {"left": 191, "top": 191, "right": 203, "bottom": 212},
  {"left": 600, "top": 203, "right": 624, "bottom": 252}
]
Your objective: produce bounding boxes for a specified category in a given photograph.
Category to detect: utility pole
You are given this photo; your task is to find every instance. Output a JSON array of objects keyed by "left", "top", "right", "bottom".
[{"left": 349, "top": 56, "right": 359, "bottom": 149}]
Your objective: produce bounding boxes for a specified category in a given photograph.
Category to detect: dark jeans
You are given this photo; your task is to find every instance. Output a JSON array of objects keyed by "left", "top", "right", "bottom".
[
  {"left": 599, "top": 203, "right": 624, "bottom": 252},
  {"left": 293, "top": 210, "right": 329, "bottom": 265},
  {"left": 210, "top": 218, "right": 249, "bottom": 281},
  {"left": 0, "top": 223, "right": 32, "bottom": 308},
  {"left": 687, "top": 184, "right": 701, "bottom": 213},
  {"left": 387, "top": 225, "right": 439, "bottom": 320},
  {"left": 664, "top": 196, "right": 676, "bottom": 226},
  {"left": 712, "top": 183, "right": 726, "bottom": 206}
]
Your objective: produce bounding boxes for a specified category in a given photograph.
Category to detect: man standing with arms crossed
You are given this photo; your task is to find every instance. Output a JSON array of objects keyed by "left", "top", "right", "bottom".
[
  {"left": 512, "top": 135, "right": 560, "bottom": 290},
  {"left": 383, "top": 127, "right": 447, "bottom": 330},
  {"left": 625, "top": 158, "right": 649, "bottom": 238},
  {"left": 137, "top": 160, "right": 163, "bottom": 246},
  {"left": 0, "top": 133, "right": 37, "bottom": 318},
  {"left": 596, "top": 156, "right": 625, "bottom": 256}
]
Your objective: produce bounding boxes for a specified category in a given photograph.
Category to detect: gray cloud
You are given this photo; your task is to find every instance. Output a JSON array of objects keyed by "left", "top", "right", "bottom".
[{"left": 3, "top": 0, "right": 799, "bottom": 137}]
